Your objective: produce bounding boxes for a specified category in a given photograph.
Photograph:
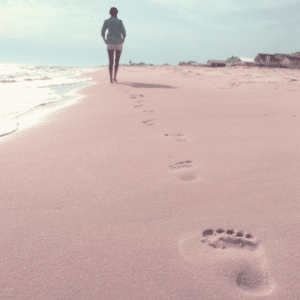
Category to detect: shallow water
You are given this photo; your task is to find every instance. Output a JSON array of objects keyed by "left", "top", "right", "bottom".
[{"left": 0, "top": 64, "right": 103, "bottom": 138}]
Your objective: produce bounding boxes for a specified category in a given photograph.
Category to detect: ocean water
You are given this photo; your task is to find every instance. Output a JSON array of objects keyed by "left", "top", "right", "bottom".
[{"left": 0, "top": 64, "right": 104, "bottom": 140}]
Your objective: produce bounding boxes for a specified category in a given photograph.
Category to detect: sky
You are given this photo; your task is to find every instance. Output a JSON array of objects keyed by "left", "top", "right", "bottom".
[{"left": 1, "top": 0, "right": 300, "bottom": 67}]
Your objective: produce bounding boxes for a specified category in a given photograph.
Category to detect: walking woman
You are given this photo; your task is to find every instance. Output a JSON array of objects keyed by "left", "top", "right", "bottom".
[{"left": 101, "top": 7, "right": 126, "bottom": 83}]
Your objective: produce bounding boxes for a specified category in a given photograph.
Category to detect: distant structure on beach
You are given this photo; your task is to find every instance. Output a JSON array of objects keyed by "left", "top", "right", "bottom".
[
  {"left": 226, "top": 56, "right": 241, "bottom": 65},
  {"left": 238, "top": 57, "right": 256, "bottom": 66},
  {"left": 254, "top": 53, "right": 300, "bottom": 68},
  {"left": 223, "top": 52, "right": 300, "bottom": 69},
  {"left": 274, "top": 54, "right": 300, "bottom": 69},
  {"left": 254, "top": 53, "right": 281, "bottom": 67},
  {"left": 226, "top": 56, "right": 255, "bottom": 66}
]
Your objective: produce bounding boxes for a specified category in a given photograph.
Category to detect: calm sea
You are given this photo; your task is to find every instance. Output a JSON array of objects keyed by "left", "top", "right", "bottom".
[{"left": 0, "top": 64, "right": 104, "bottom": 141}]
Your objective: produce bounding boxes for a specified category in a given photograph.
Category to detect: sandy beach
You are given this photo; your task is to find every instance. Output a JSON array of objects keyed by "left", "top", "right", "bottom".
[{"left": 1, "top": 65, "right": 300, "bottom": 299}]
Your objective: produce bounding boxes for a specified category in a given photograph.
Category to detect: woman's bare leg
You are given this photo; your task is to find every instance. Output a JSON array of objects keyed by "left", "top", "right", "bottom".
[
  {"left": 114, "top": 50, "right": 122, "bottom": 82},
  {"left": 108, "top": 49, "right": 114, "bottom": 83}
]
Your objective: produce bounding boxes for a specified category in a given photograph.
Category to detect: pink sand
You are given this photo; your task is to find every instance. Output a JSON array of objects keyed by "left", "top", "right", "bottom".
[{"left": 1, "top": 65, "right": 300, "bottom": 299}]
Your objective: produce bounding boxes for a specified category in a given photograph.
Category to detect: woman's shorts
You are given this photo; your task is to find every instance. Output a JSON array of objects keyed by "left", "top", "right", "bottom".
[{"left": 107, "top": 44, "right": 123, "bottom": 51}]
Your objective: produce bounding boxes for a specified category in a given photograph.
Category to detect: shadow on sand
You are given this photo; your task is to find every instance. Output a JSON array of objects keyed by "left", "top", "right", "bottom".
[{"left": 120, "top": 82, "right": 178, "bottom": 89}]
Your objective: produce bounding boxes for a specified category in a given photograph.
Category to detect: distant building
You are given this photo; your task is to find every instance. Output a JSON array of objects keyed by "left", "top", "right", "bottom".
[
  {"left": 207, "top": 60, "right": 226, "bottom": 67},
  {"left": 226, "top": 56, "right": 241, "bottom": 65},
  {"left": 254, "top": 53, "right": 281, "bottom": 67},
  {"left": 274, "top": 54, "right": 300, "bottom": 69},
  {"left": 238, "top": 57, "right": 256, "bottom": 66}
]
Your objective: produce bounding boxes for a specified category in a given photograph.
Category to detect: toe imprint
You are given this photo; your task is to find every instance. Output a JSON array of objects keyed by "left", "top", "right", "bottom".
[
  {"left": 165, "top": 133, "right": 187, "bottom": 142},
  {"left": 226, "top": 229, "right": 235, "bottom": 235},
  {"left": 202, "top": 229, "right": 214, "bottom": 237},
  {"left": 169, "top": 161, "right": 193, "bottom": 170},
  {"left": 201, "top": 228, "right": 259, "bottom": 251},
  {"left": 142, "top": 119, "right": 156, "bottom": 126},
  {"left": 165, "top": 133, "right": 184, "bottom": 137}
]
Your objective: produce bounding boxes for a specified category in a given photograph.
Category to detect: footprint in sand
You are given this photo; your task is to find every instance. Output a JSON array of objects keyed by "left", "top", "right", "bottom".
[
  {"left": 143, "top": 110, "right": 155, "bottom": 114},
  {"left": 165, "top": 133, "right": 187, "bottom": 142},
  {"left": 179, "top": 228, "right": 275, "bottom": 295},
  {"left": 134, "top": 104, "right": 143, "bottom": 108},
  {"left": 130, "top": 94, "right": 144, "bottom": 102},
  {"left": 137, "top": 95, "right": 145, "bottom": 102},
  {"left": 169, "top": 161, "right": 198, "bottom": 181},
  {"left": 142, "top": 119, "right": 156, "bottom": 126}
]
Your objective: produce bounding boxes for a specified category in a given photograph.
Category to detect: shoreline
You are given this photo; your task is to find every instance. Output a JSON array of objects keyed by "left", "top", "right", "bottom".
[
  {"left": 0, "top": 69, "right": 102, "bottom": 144},
  {"left": 1, "top": 65, "right": 300, "bottom": 299}
]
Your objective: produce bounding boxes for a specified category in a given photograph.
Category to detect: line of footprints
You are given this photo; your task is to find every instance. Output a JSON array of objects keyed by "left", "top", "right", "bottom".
[
  {"left": 129, "top": 92, "right": 275, "bottom": 296},
  {"left": 130, "top": 93, "right": 198, "bottom": 182},
  {"left": 131, "top": 94, "right": 157, "bottom": 125}
]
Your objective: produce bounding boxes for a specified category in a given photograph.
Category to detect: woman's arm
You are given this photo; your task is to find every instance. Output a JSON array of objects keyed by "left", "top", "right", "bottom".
[
  {"left": 101, "top": 20, "right": 107, "bottom": 44},
  {"left": 120, "top": 21, "right": 126, "bottom": 44}
]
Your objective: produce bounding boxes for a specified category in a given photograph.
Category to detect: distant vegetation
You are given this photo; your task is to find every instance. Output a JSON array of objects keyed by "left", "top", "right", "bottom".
[
  {"left": 179, "top": 61, "right": 199, "bottom": 66},
  {"left": 121, "top": 62, "right": 153, "bottom": 66},
  {"left": 121, "top": 61, "right": 201, "bottom": 66}
]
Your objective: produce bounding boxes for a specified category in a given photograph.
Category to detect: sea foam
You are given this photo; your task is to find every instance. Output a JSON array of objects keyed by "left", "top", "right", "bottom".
[{"left": 0, "top": 64, "right": 103, "bottom": 140}]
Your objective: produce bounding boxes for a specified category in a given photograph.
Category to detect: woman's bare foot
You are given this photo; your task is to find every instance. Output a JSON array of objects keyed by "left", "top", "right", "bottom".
[{"left": 114, "top": 78, "right": 118, "bottom": 82}]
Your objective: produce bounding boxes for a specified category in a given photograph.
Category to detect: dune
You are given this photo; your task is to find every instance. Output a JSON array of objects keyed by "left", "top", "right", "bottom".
[{"left": 1, "top": 64, "right": 300, "bottom": 299}]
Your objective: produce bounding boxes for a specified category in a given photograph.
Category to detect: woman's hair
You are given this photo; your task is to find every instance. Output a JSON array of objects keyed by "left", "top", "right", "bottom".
[{"left": 110, "top": 7, "right": 118, "bottom": 17}]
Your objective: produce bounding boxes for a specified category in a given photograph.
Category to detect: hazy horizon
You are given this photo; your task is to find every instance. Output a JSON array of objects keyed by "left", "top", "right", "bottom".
[{"left": 1, "top": 0, "right": 300, "bottom": 67}]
